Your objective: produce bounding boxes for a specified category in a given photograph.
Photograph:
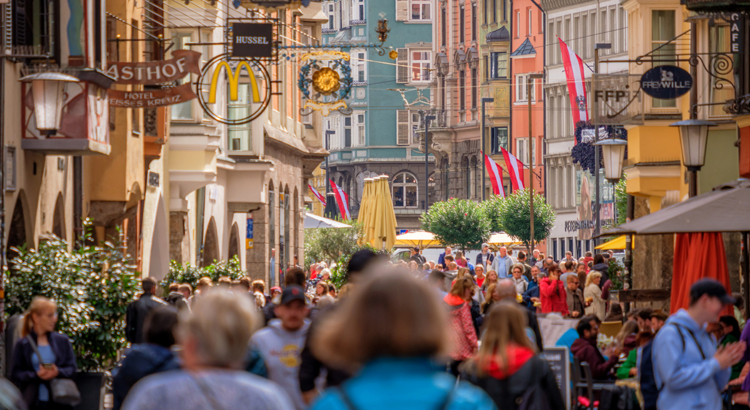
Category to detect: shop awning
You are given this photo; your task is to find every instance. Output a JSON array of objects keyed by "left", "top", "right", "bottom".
[
  {"left": 595, "top": 235, "right": 636, "bottom": 250},
  {"left": 601, "top": 179, "right": 750, "bottom": 235},
  {"left": 395, "top": 231, "right": 440, "bottom": 249}
]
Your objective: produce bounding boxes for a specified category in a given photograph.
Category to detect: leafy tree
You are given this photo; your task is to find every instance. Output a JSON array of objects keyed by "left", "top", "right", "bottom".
[
  {"left": 497, "top": 189, "right": 555, "bottom": 253},
  {"left": 481, "top": 195, "right": 505, "bottom": 233},
  {"left": 6, "top": 220, "right": 138, "bottom": 371},
  {"left": 304, "top": 220, "right": 366, "bottom": 266},
  {"left": 420, "top": 198, "right": 491, "bottom": 252},
  {"left": 615, "top": 177, "right": 627, "bottom": 226}
]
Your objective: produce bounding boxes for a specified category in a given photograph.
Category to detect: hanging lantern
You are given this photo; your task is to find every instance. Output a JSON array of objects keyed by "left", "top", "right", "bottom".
[{"left": 20, "top": 72, "right": 79, "bottom": 133}]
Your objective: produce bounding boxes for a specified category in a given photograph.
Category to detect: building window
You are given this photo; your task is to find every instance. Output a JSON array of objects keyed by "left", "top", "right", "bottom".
[
  {"left": 5, "top": 146, "right": 16, "bottom": 191},
  {"left": 490, "top": 127, "right": 508, "bottom": 154},
  {"left": 517, "top": 137, "right": 537, "bottom": 166},
  {"left": 471, "top": 68, "right": 477, "bottom": 109},
  {"left": 411, "top": 111, "right": 421, "bottom": 144},
  {"left": 410, "top": 50, "right": 431, "bottom": 82},
  {"left": 228, "top": 84, "right": 254, "bottom": 151},
  {"left": 652, "top": 10, "right": 676, "bottom": 108},
  {"left": 442, "top": 8, "right": 447, "bottom": 46},
  {"left": 327, "top": 3, "right": 335, "bottom": 30},
  {"left": 528, "top": 8, "right": 532, "bottom": 36},
  {"left": 483, "top": 0, "right": 487, "bottom": 24},
  {"left": 472, "top": 4, "right": 477, "bottom": 41},
  {"left": 393, "top": 172, "right": 419, "bottom": 208},
  {"left": 490, "top": 52, "right": 507, "bottom": 78},
  {"left": 709, "top": 25, "right": 734, "bottom": 116},
  {"left": 515, "top": 74, "right": 536, "bottom": 102},
  {"left": 411, "top": 0, "right": 431, "bottom": 21},
  {"left": 344, "top": 117, "right": 352, "bottom": 147},
  {"left": 492, "top": 0, "right": 497, "bottom": 22},
  {"left": 483, "top": 55, "right": 489, "bottom": 82},
  {"left": 353, "top": 51, "right": 367, "bottom": 83},
  {"left": 353, "top": 0, "right": 365, "bottom": 21},
  {"left": 516, "top": 11, "right": 521, "bottom": 38},
  {"left": 171, "top": 33, "right": 194, "bottom": 120},
  {"left": 459, "top": 70, "right": 466, "bottom": 111},
  {"left": 12, "top": 0, "right": 59, "bottom": 60},
  {"left": 460, "top": 6, "right": 465, "bottom": 43},
  {"left": 357, "top": 113, "right": 366, "bottom": 145}
]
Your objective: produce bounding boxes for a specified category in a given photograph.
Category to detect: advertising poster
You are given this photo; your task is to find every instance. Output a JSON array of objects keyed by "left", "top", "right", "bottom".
[{"left": 246, "top": 216, "right": 254, "bottom": 250}]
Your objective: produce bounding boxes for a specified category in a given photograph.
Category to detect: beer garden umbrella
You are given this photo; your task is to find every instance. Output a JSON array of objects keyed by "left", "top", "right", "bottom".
[{"left": 394, "top": 231, "right": 440, "bottom": 250}]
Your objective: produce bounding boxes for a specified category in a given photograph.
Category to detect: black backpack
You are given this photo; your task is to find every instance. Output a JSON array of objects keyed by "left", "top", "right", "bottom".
[
  {"left": 599, "top": 385, "right": 641, "bottom": 410},
  {"left": 464, "top": 356, "right": 554, "bottom": 410}
]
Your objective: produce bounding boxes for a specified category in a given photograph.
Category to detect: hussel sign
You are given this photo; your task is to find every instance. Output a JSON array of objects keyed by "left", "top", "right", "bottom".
[{"left": 107, "top": 50, "right": 202, "bottom": 107}]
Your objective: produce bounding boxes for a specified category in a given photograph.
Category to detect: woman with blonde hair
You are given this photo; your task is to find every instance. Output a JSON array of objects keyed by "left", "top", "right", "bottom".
[
  {"left": 584, "top": 271, "right": 607, "bottom": 320},
  {"left": 11, "top": 297, "right": 77, "bottom": 410},
  {"left": 481, "top": 270, "right": 499, "bottom": 293},
  {"left": 461, "top": 301, "right": 565, "bottom": 408},
  {"left": 443, "top": 276, "right": 479, "bottom": 375},
  {"left": 481, "top": 283, "right": 501, "bottom": 314},
  {"left": 309, "top": 272, "right": 494, "bottom": 410},
  {"left": 123, "top": 291, "right": 293, "bottom": 410}
]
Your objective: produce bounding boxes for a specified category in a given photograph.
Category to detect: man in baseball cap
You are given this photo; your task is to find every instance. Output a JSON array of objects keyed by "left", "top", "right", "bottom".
[
  {"left": 651, "top": 278, "right": 745, "bottom": 410},
  {"left": 250, "top": 284, "right": 310, "bottom": 409}
]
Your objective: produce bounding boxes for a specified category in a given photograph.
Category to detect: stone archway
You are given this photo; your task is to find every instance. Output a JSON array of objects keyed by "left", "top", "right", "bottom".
[
  {"left": 52, "top": 193, "right": 66, "bottom": 240},
  {"left": 201, "top": 217, "right": 220, "bottom": 267},
  {"left": 7, "top": 192, "right": 31, "bottom": 262},
  {"left": 228, "top": 222, "right": 240, "bottom": 261}
]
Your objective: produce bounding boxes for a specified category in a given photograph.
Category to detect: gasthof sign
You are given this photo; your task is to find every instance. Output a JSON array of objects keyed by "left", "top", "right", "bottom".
[{"left": 232, "top": 23, "right": 274, "bottom": 58}]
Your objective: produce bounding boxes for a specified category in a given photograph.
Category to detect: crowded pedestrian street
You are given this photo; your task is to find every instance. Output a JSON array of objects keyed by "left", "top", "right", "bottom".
[{"left": 1, "top": 0, "right": 750, "bottom": 409}]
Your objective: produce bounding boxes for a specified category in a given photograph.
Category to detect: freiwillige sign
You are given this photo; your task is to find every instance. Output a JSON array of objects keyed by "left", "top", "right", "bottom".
[
  {"left": 640, "top": 65, "right": 693, "bottom": 100},
  {"left": 232, "top": 23, "right": 274, "bottom": 58}
]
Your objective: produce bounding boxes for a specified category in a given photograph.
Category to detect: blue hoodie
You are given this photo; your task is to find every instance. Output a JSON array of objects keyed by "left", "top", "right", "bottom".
[
  {"left": 112, "top": 344, "right": 180, "bottom": 410},
  {"left": 653, "top": 309, "right": 731, "bottom": 410}
]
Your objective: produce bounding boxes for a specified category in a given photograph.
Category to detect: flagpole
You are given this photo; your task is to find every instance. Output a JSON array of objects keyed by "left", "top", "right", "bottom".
[{"left": 593, "top": 43, "right": 611, "bottom": 251}]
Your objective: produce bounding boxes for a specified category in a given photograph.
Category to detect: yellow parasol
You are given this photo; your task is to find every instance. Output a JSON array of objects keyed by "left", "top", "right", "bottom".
[
  {"left": 487, "top": 232, "right": 523, "bottom": 248},
  {"left": 381, "top": 176, "right": 398, "bottom": 250},
  {"left": 394, "top": 231, "right": 440, "bottom": 249},
  {"left": 358, "top": 178, "right": 374, "bottom": 231}
]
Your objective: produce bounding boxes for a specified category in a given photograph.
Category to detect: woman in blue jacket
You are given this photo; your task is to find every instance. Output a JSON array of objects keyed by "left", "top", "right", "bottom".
[
  {"left": 309, "top": 270, "right": 496, "bottom": 410},
  {"left": 11, "top": 297, "right": 77, "bottom": 410}
]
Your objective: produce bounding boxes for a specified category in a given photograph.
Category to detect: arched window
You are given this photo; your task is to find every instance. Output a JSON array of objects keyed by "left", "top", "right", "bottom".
[{"left": 393, "top": 172, "right": 418, "bottom": 208}]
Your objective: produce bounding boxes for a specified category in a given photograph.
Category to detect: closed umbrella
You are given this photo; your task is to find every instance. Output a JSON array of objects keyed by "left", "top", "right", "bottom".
[
  {"left": 381, "top": 177, "right": 398, "bottom": 250},
  {"left": 361, "top": 178, "right": 376, "bottom": 244}
]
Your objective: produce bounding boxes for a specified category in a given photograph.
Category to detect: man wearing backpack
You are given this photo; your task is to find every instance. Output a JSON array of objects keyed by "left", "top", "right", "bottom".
[{"left": 652, "top": 279, "right": 746, "bottom": 410}]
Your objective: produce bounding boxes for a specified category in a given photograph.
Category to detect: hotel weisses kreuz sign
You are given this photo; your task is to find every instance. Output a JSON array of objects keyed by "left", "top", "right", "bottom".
[{"left": 107, "top": 50, "right": 202, "bottom": 108}]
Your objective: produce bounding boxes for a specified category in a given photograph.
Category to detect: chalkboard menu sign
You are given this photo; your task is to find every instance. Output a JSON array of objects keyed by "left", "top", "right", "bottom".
[{"left": 539, "top": 346, "right": 571, "bottom": 410}]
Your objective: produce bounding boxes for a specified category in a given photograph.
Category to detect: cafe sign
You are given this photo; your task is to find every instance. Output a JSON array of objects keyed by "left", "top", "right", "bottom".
[
  {"left": 640, "top": 65, "right": 693, "bottom": 100},
  {"left": 106, "top": 50, "right": 202, "bottom": 107}
]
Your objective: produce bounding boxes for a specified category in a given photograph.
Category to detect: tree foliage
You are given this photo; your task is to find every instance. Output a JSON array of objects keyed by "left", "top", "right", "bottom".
[
  {"left": 6, "top": 220, "right": 138, "bottom": 371},
  {"left": 304, "top": 220, "right": 366, "bottom": 266},
  {"left": 481, "top": 195, "right": 505, "bottom": 233},
  {"left": 420, "top": 198, "right": 491, "bottom": 251},
  {"left": 497, "top": 189, "right": 555, "bottom": 248},
  {"left": 161, "top": 256, "right": 246, "bottom": 294}
]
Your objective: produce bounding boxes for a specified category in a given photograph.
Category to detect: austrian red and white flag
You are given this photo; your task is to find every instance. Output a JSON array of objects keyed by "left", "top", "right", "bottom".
[
  {"left": 330, "top": 180, "right": 351, "bottom": 220},
  {"left": 308, "top": 184, "right": 326, "bottom": 205},
  {"left": 559, "top": 37, "right": 589, "bottom": 136},
  {"left": 501, "top": 147, "right": 525, "bottom": 191},
  {"left": 483, "top": 152, "right": 505, "bottom": 197}
]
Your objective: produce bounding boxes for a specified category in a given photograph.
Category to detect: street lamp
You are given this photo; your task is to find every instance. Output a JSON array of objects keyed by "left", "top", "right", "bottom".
[
  {"left": 481, "top": 97, "right": 494, "bottom": 201},
  {"left": 20, "top": 72, "right": 79, "bottom": 133},
  {"left": 592, "top": 43, "right": 611, "bottom": 248},
  {"left": 670, "top": 119, "right": 716, "bottom": 197},
  {"left": 594, "top": 138, "right": 627, "bottom": 184}
]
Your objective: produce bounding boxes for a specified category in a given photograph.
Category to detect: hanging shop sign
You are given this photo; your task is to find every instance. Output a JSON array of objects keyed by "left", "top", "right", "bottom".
[
  {"left": 298, "top": 51, "right": 353, "bottom": 116},
  {"left": 730, "top": 13, "right": 743, "bottom": 53},
  {"left": 107, "top": 50, "right": 202, "bottom": 107},
  {"left": 106, "top": 50, "right": 202, "bottom": 85},
  {"left": 197, "top": 53, "right": 272, "bottom": 125},
  {"left": 591, "top": 74, "right": 644, "bottom": 125},
  {"left": 109, "top": 84, "right": 197, "bottom": 108},
  {"left": 640, "top": 65, "right": 693, "bottom": 100},
  {"left": 232, "top": 23, "right": 274, "bottom": 58}
]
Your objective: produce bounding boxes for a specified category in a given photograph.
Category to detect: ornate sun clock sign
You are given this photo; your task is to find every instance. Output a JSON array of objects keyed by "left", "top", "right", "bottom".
[{"left": 298, "top": 51, "right": 354, "bottom": 117}]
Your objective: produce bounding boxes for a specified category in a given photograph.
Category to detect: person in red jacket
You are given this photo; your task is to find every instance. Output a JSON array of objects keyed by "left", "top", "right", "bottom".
[
  {"left": 444, "top": 276, "right": 479, "bottom": 376},
  {"left": 539, "top": 264, "right": 569, "bottom": 315}
]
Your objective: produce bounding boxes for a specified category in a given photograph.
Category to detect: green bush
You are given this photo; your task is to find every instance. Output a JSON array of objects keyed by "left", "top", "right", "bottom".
[
  {"left": 160, "top": 255, "right": 245, "bottom": 294},
  {"left": 304, "top": 220, "right": 366, "bottom": 269},
  {"left": 496, "top": 189, "right": 555, "bottom": 250},
  {"left": 6, "top": 220, "right": 138, "bottom": 371}
]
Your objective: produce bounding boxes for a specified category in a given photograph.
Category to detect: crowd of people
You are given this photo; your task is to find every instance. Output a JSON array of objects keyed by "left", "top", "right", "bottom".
[{"left": 7, "top": 245, "right": 750, "bottom": 410}]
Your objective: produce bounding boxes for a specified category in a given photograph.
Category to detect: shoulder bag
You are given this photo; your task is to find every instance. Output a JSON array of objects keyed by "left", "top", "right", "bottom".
[{"left": 26, "top": 335, "right": 81, "bottom": 407}]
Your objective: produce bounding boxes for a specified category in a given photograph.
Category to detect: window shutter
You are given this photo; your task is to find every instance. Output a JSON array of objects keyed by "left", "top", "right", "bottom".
[
  {"left": 397, "top": 110, "right": 410, "bottom": 145},
  {"left": 396, "top": 48, "right": 409, "bottom": 83},
  {"left": 396, "top": 0, "right": 409, "bottom": 21}
]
